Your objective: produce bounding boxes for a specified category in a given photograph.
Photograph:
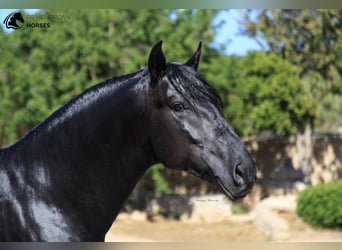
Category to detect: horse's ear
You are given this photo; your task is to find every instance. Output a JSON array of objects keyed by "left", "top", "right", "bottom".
[
  {"left": 185, "top": 42, "right": 202, "bottom": 71},
  {"left": 148, "top": 40, "right": 167, "bottom": 88}
]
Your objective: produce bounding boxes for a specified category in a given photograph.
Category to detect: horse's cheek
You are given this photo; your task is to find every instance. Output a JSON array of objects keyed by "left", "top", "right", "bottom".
[{"left": 149, "top": 111, "right": 186, "bottom": 168}]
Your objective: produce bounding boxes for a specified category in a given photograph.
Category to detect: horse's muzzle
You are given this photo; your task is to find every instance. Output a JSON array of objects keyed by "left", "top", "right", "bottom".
[{"left": 226, "top": 159, "right": 256, "bottom": 200}]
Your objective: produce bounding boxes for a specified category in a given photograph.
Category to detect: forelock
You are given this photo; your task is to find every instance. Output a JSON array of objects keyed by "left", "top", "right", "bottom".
[{"left": 165, "top": 63, "right": 223, "bottom": 112}]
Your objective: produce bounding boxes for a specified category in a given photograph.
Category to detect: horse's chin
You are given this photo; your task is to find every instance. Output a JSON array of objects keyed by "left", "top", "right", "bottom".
[{"left": 215, "top": 177, "right": 242, "bottom": 201}]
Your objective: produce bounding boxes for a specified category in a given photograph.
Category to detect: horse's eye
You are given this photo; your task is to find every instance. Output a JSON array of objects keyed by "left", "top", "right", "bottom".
[{"left": 171, "top": 102, "right": 185, "bottom": 112}]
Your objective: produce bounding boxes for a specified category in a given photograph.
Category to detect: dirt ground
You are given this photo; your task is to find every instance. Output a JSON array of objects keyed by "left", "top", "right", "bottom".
[
  {"left": 276, "top": 210, "right": 342, "bottom": 242},
  {"left": 105, "top": 210, "right": 342, "bottom": 242},
  {"left": 105, "top": 214, "right": 267, "bottom": 242}
]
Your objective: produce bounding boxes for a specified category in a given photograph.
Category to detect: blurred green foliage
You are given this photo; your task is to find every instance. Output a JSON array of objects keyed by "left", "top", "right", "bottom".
[
  {"left": 296, "top": 181, "right": 342, "bottom": 228},
  {"left": 231, "top": 202, "right": 249, "bottom": 215},
  {"left": 146, "top": 164, "right": 170, "bottom": 194}
]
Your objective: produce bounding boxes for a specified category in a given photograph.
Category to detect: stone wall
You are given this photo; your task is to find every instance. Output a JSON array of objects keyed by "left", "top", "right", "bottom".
[
  {"left": 245, "top": 133, "right": 342, "bottom": 185},
  {"left": 311, "top": 134, "right": 342, "bottom": 183}
]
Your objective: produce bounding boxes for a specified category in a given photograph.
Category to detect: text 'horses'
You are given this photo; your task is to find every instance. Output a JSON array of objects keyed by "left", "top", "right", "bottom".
[{"left": 0, "top": 41, "right": 256, "bottom": 241}]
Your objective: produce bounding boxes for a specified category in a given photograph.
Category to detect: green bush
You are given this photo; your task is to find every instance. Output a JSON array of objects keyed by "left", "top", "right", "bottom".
[
  {"left": 146, "top": 163, "right": 170, "bottom": 194},
  {"left": 296, "top": 180, "right": 342, "bottom": 228}
]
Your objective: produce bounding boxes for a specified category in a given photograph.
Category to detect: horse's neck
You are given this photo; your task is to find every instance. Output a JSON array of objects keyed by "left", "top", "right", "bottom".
[{"left": 5, "top": 76, "right": 155, "bottom": 239}]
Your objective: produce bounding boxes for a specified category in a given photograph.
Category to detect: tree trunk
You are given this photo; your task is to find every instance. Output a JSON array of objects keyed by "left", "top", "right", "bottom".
[{"left": 296, "top": 123, "right": 313, "bottom": 183}]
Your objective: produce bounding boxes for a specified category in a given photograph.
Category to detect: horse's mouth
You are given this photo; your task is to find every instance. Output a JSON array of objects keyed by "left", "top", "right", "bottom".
[
  {"left": 186, "top": 168, "right": 246, "bottom": 201},
  {"left": 215, "top": 177, "right": 240, "bottom": 201}
]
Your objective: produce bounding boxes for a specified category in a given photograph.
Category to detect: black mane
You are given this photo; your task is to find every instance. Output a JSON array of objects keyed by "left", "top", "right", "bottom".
[
  {"left": 165, "top": 63, "right": 223, "bottom": 113},
  {"left": 55, "top": 68, "right": 147, "bottom": 119}
]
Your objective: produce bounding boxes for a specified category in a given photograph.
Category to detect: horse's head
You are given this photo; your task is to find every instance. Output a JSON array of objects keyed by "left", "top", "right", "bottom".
[{"left": 147, "top": 41, "right": 256, "bottom": 200}]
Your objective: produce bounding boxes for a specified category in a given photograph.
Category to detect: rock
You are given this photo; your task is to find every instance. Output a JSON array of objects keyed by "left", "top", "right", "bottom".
[
  {"left": 184, "top": 194, "right": 232, "bottom": 223},
  {"left": 130, "top": 210, "right": 147, "bottom": 221},
  {"left": 255, "top": 203, "right": 289, "bottom": 240}
]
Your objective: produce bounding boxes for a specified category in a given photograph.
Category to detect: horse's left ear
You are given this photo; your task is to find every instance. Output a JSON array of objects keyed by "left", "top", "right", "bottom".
[
  {"left": 148, "top": 40, "right": 167, "bottom": 88},
  {"left": 185, "top": 42, "right": 202, "bottom": 71}
]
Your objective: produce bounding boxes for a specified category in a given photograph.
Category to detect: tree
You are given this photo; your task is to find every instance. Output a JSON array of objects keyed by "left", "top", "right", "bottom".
[
  {"left": 205, "top": 51, "right": 315, "bottom": 137},
  {"left": 241, "top": 9, "right": 342, "bottom": 132}
]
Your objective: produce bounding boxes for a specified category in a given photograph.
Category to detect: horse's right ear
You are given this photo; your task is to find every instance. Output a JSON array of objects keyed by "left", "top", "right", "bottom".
[
  {"left": 185, "top": 42, "right": 202, "bottom": 71},
  {"left": 148, "top": 40, "right": 166, "bottom": 88}
]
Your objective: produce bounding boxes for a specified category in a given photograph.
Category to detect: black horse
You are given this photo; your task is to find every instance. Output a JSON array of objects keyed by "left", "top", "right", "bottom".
[{"left": 0, "top": 41, "right": 256, "bottom": 241}]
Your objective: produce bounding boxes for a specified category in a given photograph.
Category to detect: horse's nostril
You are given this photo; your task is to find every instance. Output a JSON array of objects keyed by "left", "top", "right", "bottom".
[{"left": 233, "top": 164, "right": 245, "bottom": 187}]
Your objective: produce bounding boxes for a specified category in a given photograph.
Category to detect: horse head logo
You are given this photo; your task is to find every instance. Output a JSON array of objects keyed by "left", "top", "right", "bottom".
[{"left": 3, "top": 11, "right": 25, "bottom": 30}]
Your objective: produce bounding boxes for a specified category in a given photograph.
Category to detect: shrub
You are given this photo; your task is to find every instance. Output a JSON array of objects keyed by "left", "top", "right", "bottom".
[{"left": 296, "top": 180, "right": 342, "bottom": 228}]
